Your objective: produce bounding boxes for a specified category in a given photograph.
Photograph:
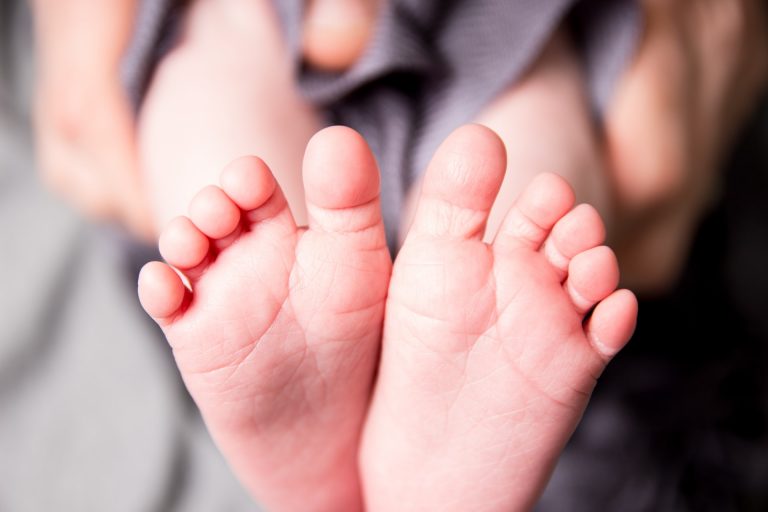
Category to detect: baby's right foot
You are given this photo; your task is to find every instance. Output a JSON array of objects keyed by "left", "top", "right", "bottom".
[
  {"left": 361, "top": 125, "right": 637, "bottom": 511},
  {"left": 138, "top": 127, "right": 391, "bottom": 511}
]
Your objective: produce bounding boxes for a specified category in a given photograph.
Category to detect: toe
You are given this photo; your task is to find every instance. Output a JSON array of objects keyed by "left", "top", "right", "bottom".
[
  {"left": 542, "top": 203, "right": 606, "bottom": 280},
  {"left": 159, "top": 216, "right": 210, "bottom": 271},
  {"left": 220, "top": 155, "right": 293, "bottom": 230},
  {"left": 302, "top": 0, "right": 377, "bottom": 71},
  {"left": 302, "top": 126, "right": 387, "bottom": 244},
  {"left": 409, "top": 124, "right": 507, "bottom": 240},
  {"left": 220, "top": 156, "right": 278, "bottom": 211},
  {"left": 138, "top": 261, "right": 188, "bottom": 325},
  {"left": 188, "top": 185, "right": 241, "bottom": 240},
  {"left": 584, "top": 289, "right": 638, "bottom": 359},
  {"left": 304, "top": 126, "right": 380, "bottom": 210},
  {"left": 493, "top": 172, "right": 575, "bottom": 252},
  {"left": 564, "top": 246, "right": 620, "bottom": 315}
]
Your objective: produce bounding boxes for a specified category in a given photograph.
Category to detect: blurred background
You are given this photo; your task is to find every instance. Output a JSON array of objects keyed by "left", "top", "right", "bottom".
[
  {"left": 2, "top": 0, "right": 767, "bottom": 510},
  {"left": 0, "top": 3, "right": 256, "bottom": 511},
  {"left": 539, "top": 101, "right": 768, "bottom": 510}
]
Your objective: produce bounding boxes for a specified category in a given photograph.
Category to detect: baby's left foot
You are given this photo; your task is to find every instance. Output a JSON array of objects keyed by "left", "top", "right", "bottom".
[
  {"left": 138, "top": 127, "right": 391, "bottom": 511},
  {"left": 361, "top": 125, "right": 637, "bottom": 511}
]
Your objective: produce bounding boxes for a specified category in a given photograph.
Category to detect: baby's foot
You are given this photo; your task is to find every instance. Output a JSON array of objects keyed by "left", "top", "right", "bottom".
[
  {"left": 138, "top": 127, "right": 391, "bottom": 511},
  {"left": 360, "top": 125, "right": 637, "bottom": 511}
]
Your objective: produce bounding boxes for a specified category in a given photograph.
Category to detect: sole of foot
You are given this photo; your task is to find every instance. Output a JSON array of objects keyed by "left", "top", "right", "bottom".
[
  {"left": 361, "top": 124, "right": 637, "bottom": 511},
  {"left": 138, "top": 126, "right": 392, "bottom": 512}
]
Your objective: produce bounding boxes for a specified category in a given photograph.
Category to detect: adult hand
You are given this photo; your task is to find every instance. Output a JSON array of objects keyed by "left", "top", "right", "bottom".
[
  {"left": 31, "top": 0, "right": 153, "bottom": 240},
  {"left": 605, "top": 0, "right": 768, "bottom": 291}
]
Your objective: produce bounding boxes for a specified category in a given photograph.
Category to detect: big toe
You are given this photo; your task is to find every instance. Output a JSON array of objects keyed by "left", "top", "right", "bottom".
[
  {"left": 302, "top": 126, "right": 386, "bottom": 242},
  {"left": 408, "top": 124, "right": 507, "bottom": 240}
]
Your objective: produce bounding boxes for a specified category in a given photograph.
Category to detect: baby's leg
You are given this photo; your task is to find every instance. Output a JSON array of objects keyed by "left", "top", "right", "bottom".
[{"left": 138, "top": 0, "right": 320, "bottom": 232}]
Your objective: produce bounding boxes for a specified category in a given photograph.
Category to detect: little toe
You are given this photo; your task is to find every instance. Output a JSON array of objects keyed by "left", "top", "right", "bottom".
[
  {"left": 302, "top": 126, "right": 386, "bottom": 245},
  {"left": 494, "top": 172, "right": 575, "bottom": 252},
  {"left": 585, "top": 289, "right": 638, "bottom": 360},
  {"left": 188, "top": 185, "right": 242, "bottom": 240},
  {"left": 542, "top": 203, "right": 606, "bottom": 280},
  {"left": 564, "top": 245, "right": 620, "bottom": 315},
  {"left": 159, "top": 216, "right": 210, "bottom": 272},
  {"left": 138, "top": 261, "right": 188, "bottom": 326},
  {"left": 409, "top": 124, "right": 507, "bottom": 240}
]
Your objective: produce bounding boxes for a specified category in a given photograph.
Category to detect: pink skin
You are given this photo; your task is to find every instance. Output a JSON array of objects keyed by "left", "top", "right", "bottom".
[
  {"left": 139, "top": 121, "right": 636, "bottom": 511},
  {"left": 138, "top": 0, "right": 319, "bottom": 233},
  {"left": 130, "top": 0, "right": 763, "bottom": 506},
  {"left": 139, "top": 126, "right": 392, "bottom": 512},
  {"left": 136, "top": 2, "right": 641, "bottom": 504},
  {"left": 360, "top": 125, "right": 637, "bottom": 511},
  {"left": 302, "top": 0, "right": 381, "bottom": 71}
]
